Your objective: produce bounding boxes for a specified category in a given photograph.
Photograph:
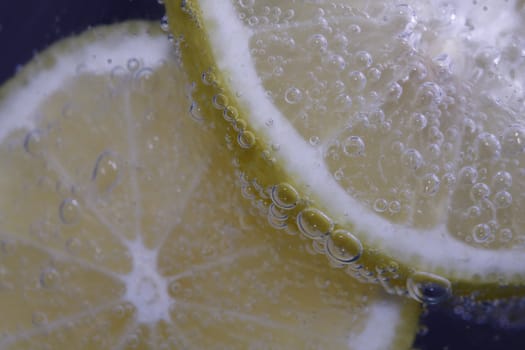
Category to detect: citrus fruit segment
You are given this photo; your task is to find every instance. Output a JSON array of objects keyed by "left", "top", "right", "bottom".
[
  {"left": 165, "top": 0, "right": 525, "bottom": 299},
  {"left": 0, "top": 21, "right": 419, "bottom": 349}
]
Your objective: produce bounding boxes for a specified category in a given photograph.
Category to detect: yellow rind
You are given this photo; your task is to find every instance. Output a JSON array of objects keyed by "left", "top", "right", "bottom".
[{"left": 165, "top": 0, "right": 525, "bottom": 302}]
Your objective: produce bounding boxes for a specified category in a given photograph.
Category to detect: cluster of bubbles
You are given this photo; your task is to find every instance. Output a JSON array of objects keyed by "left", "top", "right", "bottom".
[{"left": 235, "top": 0, "right": 525, "bottom": 249}]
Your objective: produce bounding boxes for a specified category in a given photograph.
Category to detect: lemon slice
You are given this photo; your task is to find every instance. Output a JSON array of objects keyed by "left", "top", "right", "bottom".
[
  {"left": 165, "top": 0, "right": 525, "bottom": 300},
  {"left": 0, "top": 21, "right": 419, "bottom": 349}
]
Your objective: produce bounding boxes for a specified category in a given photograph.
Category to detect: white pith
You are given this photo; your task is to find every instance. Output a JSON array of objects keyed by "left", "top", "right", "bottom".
[{"left": 198, "top": 0, "right": 525, "bottom": 282}]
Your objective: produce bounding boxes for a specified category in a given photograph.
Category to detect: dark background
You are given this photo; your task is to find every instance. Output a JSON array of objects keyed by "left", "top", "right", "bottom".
[{"left": 0, "top": 0, "right": 524, "bottom": 349}]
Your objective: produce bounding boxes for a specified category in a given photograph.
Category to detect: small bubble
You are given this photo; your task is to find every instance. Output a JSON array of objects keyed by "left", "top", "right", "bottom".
[
  {"left": 223, "top": 106, "right": 238, "bottom": 122},
  {"left": 472, "top": 223, "right": 492, "bottom": 243},
  {"left": 498, "top": 228, "right": 513, "bottom": 242},
  {"left": 342, "top": 136, "right": 365, "bottom": 157},
  {"left": 502, "top": 125, "right": 525, "bottom": 155},
  {"left": 348, "top": 71, "right": 367, "bottom": 92},
  {"left": 307, "top": 33, "right": 328, "bottom": 52},
  {"left": 201, "top": 70, "right": 216, "bottom": 85},
  {"left": 401, "top": 148, "right": 423, "bottom": 170},
  {"left": 410, "top": 113, "right": 427, "bottom": 131},
  {"left": 334, "top": 94, "right": 352, "bottom": 110},
  {"left": 24, "top": 129, "right": 46, "bottom": 156},
  {"left": 189, "top": 101, "right": 204, "bottom": 122},
  {"left": 324, "top": 54, "right": 346, "bottom": 72},
  {"left": 407, "top": 271, "right": 451, "bottom": 304},
  {"left": 458, "top": 166, "right": 478, "bottom": 185},
  {"left": 470, "top": 183, "right": 490, "bottom": 202},
  {"left": 355, "top": 51, "right": 373, "bottom": 69},
  {"left": 127, "top": 58, "right": 140, "bottom": 72},
  {"left": 475, "top": 132, "right": 501, "bottom": 159},
  {"left": 492, "top": 171, "right": 512, "bottom": 190},
  {"left": 59, "top": 198, "right": 80, "bottom": 224},
  {"left": 386, "top": 82, "right": 403, "bottom": 101},
  {"left": 388, "top": 201, "right": 401, "bottom": 214},
  {"left": 271, "top": 183, "right": 299, "bottom": 209},
  {"left": 326, "top": 229, "right": 363, "bottom": 263},
  {"left": 237, "top": 131, "right": 256, "bottom": 149},
  {"left": 373, "top": 198, "right": 388, "bottom": 213},
  {"left": 334, "top": 168, "right": 344, "bottom": 181},
  {"left": 40, "top": 267, "right": 60, "bottom": 288},
  {"left": 297, "top": 208, "right": 334, "bottom": 240},
  {"left": 493, "top": 190, "right": 512, "bottom": 209},
  {"left": 416, "top": 82, "right": 443, "bottom": 106},
  {"left": 309, "top": 135, "right": 320, "bottom": 146},
  {"left": 160, "top": 15, "right": 169, "bottom": 31},
  {"left": 284, "top": 87, "right": 303, "bottom": 104},
  {"left": 92, "top": 150, "right": 121, "bottom": 193},
  {"left": 212, "top": 93, "right": 228, "bottom": 110},
  {"left": 239, "top": 0, "right": 255, "bottom": 8},
  {"left": 421, "top": 173, "right": 440, "bottom": 196}
]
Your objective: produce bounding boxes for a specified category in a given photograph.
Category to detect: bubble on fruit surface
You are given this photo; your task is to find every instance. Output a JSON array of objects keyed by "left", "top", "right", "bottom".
[
  {"left": 307, "top": 33, "right": 328, "bottom": 53},
  {"left": 493, "top": 190, "right": 513, "bottom": 209},
  {"left": 92, "top": 150, "right": 121, "bottom": 193},
  {"left": 470, "top": 183, "right": 490, "bottom": 202},
  {"left": 348, "top": 71, "right": 367, "bottom": 92},
  {"left": 410, "top": 113, "right": 427, "bottom": 131},
  {"left": 502, "top": 124, "right": 525, "bottom": 155},
  {"left": 407, "top": 271, "right": 451, "bottom": 304},
  {"left": 127, "top": 58, "right": 140, "bottom": 72},
  {"left": 492, "top": 171, "right": 512, "bottom": 190},
  {"left": 342, "top": 136, "right": 365, "bottom": 157},
  {"left": 24, "top": 129, "right": 46, "bottom": 155},
  {"left": 270, "top": 183, "right": 299, "bottom": 209},
  {"left": 373, "top": 198, "right": 388, "bottom": 213},
  {"left": 59, "top": 197, "right": 80, "bottom": 224},
  {"left": 39, "top": 267, "right": 61, "bottom": 289},
  {"left": 284, "top": 86, "right": 303, "bottom": 104},
  {"left": 401, "top": 148, "right": 423, "bottom": 170},
  {"left": 472, "top": 223, "right": 492, "bottom": 243},
  {"left": 297, "top": 208, "right": 334, "bottom": 240},
  {"left": 326, "top": 229, "right": 363, "bottom": 263},
  {"left": 421, "top": 173, "right": 440, "bottom": 196},
  {"left": 474, "top": 132, "right": 501, "bottom": 159}
]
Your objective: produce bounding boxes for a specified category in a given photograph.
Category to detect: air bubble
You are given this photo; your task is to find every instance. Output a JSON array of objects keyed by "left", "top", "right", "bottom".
[
  {"left": 160, "top": 15, "right": 169, "bottom": 31},
  {"left": 324, "top": 54, "right": 346, "bottom": 72},
  {"left": 407, "top": 271, "right": 451, "bottom": 304},
  {"left": 388, "top": 201, "right": 401, "bottom": 214},
  {"left": 40, "top": 267, "right": 60, "bottom": 288},
  {"left": 297, "top": 208, "right": 334, "bottom": 240},
  {"left": 309, "top": 136, "right": 320, "bottom": 146},
  {"left": 416, "top": 82, "right": 443, "bottom": 106},
  {"left": 458, "top": 166, "right": 478, "bottom": 185},
  {"left": 410, "top": 113, "right": 427, "bottom": 131},
  {"left": 373, "top": 198, "right": 388, "bottom": 213},
  {"left": 24, "top": 129, "right": 46, "bottom": 155},
  {"left": 472, "top": 223, "right": 492, "bottom": 243},
  {"left": 502, "top": 125, "right": 525, "bottom": 155},
  {"left": 401, "top": 149, "right": 423, "bottom": 170},
  {"left": 307, "top": 33, "right": 328, "bottom": 52},
  {"left": 189, "top": 101, "right": 204, "bottom": 122},
  {"left": 127, "top": 58, "right": 140, "bottom": 72},
  {"left": 470, "top": 183, "right": 490, "bottom": 202},
  {"left": 271, "top": 183, "right": 299, "bottom": 209},
  {"left": 239, "top": 0, "right": 255, "bottom": 8},
  {"left": 335, "top": 94, "right": 352, "bottom": 110},
  {"left": 355, "top": 51, "right": 373, "bottom": 69},
  {"left": 326, "top": 229, "right": 363, "bottom": 263},
  {"left": 92, "top": 150, "right": 121, "bottom": 193},
  {"left": 342, "top": 136, "right": 365, "bottom": 157},
  {"left": 59, "top": 198, "right": 80, "bottom": 224},
  {"left": 492, "top": 171, "right": 512, "bottom": 190},
  {"left": 237, "top": 131, "right": 256, "bottom": 149},
  {"left": 475, "top": 132, "right": 501, "bottom": 159},
  {"left": 421, "top": 173, "right": 440, "bottom": 196},
  {"left": 201, "top": 70, "right": 216, "bottom": 85},
  {"left": 493, "top": 190, "right": 512, "bottom": 209},
  {"left": 348, "top": 71, "right": 367, "bottom": 92},
  {"left": 212, "top": 93, "right": 228, "bottom": 110},
  {"left": 284, "top": 87, "right": 303, "bottom": 104},
  {"left": 223, "top": 106, "right": 238, "bottom": 122},
  {"left": 386, "top": 82, "right": 403, "bottom": 101}
]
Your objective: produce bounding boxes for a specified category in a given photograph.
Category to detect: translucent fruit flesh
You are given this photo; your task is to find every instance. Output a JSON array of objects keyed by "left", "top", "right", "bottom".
[{"left": 0, "top": 21, "right": 419, "bottom": 349}]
